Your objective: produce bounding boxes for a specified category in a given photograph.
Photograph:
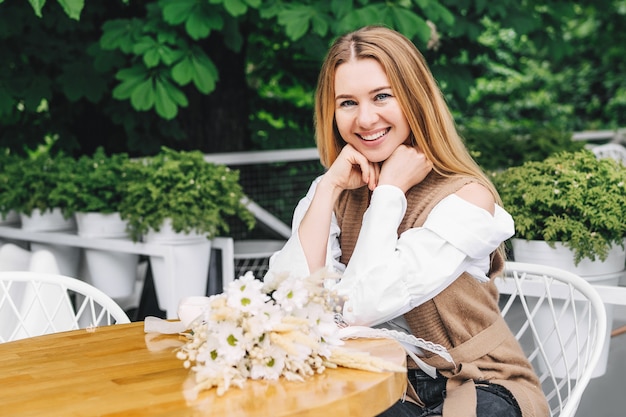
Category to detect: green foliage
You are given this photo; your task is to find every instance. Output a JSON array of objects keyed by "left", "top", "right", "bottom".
[
  {"left": 93, "top": 0, "right": 452, "bottom": 138},
  {"left": 118, "top": 147, "right": 256, "bottom": 242},
  {"left": 0, "top": 150, "right": 19, "bottom": 220},
  {"left": 20, "top": 0, "right": 85, "bottom": 20},
  {"left": 49, "top": 147, "right": 136, "bottom": 216},
  {"left": 492, "top": 150, "right": 626, "bottom": 264},
  {"left": 460, "top": 124, "right": 586, "bottom": 171},
  {"left": 2, "top": 0, "right": 625, "bottom": 157},
  {"left": 466, "top": 1, "right": 626, "bottom": 131},
  {"left": 0, "top": 147, "right": 76, "bottom": 217}
]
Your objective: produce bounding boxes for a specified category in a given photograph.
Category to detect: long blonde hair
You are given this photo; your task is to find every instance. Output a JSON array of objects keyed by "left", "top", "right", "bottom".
[{"left": 314, "top": 25, "right": 501, "bottom": 205}]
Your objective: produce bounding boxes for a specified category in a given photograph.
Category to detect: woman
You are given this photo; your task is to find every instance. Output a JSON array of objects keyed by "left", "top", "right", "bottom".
[{"left": 265, "top": 26, "right": 548, "bottom": 417}]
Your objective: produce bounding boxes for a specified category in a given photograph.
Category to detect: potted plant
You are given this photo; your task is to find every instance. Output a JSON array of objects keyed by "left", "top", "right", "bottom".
[
  {"left": 51, "top": 147, "right": 140, "bottom": 298},
  {"left": 52, "top": 147, "right": 134, "bottom": 219},
  {"left": 119, "top": 146, "right": 255, "bottom": 306},
  {"left": 0, "top": 142, "right": 81, "bottom": 277},
  {"left": 492, "top": 149, "right": 626, "bottom": 268},
  {"left": 493, "top": 149, "right": 626, "bottom": 377}
]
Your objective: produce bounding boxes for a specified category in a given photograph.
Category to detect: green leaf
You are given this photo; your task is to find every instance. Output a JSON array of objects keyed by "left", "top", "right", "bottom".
[
  {"left": 186, "top": 8, "right": 213, "bottom": 39},
  {"left": 57, "top": 0, "right": 84, "bottom": 20},
  {"left": 278, "top": 7, "right": 316, "bottom": 41},
  {"left": 160, "top": 47, "right": 184, "bottom": 66},
  {"left": 430, "top": 2, "right": 455, "bottom": 27},
  {"left": 130, "top": 78, "right": 155, "bottom": 111},
  {"left": 154, "top": 92, "right": 176, "bottom": 119},
  {"left": 221, "top": 16, "right": 243, "bottom": 52},
  {"left": 132, "top": 36, "right": 157, "bottom": 55},
  {"left": 245, "top": 0, "right": 261, "bottom": 8},
  {"left": 100, "top": 19, "right": 143, "bottom": 54},
  {"left": 331, "top": 0, "right": 353, "bottom": 18},
  {"left": 311, "top": 14, "right": 329, "bottom": 38},
  {"left": 161, "top": 0, "right": 196, "bottom": 25},
  {"left": 113, "top": 66, "right": 149, "bottom": 100},
  {"left": 162, "top": 78, "right": 188, "bottom": 107},
  {"left": 28, "top": 0, "right": 46, "bottom": 18},
  {"left": 191, "top": 54, "right": 218, "bottom": 94},
  {"left": 391, "top": 8, "right": 428, "bottom": 41},
  {"left": 143, "top": 48, "right": 161, "bottom": 68},
  {"left": 223, "top": 0, "right": 247, "bottom": 17},
  {"left": 171, "top": 57, "right": 194, "bottom": 85},
  {"left": 337, "top": 5, "right": 384, "bottom": 33},
  {"left": 154, "top": 79, "right": 181, "bottom": 119}
]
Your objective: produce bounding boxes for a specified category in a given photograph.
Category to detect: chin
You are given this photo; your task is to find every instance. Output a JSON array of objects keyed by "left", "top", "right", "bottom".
[{"left": 360, "top": 148, "right": 392, "bottom": 163}]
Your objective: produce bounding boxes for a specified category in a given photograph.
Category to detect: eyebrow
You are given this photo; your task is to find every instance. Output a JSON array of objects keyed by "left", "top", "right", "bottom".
[{"left": 335, "top": 86, "right": 392, "bottom": 100}]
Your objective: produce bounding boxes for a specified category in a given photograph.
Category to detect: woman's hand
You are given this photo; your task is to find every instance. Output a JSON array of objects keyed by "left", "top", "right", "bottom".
[
  {"left": 379, "top": 145, "right": 432, "bottom": 193},
  {"left": 322, "top": 144, "right": 380, "bottom": 192}
]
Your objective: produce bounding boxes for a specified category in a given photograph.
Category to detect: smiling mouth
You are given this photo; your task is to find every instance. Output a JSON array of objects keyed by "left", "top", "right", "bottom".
[{"left": 358, "top": 128, "right": 390, "bottom": 141}]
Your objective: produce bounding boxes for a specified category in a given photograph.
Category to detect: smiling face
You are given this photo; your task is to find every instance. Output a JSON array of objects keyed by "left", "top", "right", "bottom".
[{"left": 334, "top": 58, "right": 411, "bottom": 163}]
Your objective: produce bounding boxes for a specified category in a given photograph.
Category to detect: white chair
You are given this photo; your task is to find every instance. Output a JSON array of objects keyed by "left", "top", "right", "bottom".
[
  {"left": 0, "top": 271, "right": 131, "bottom": 343},
  {"left": 590, "top": 143, "right": 626, "bottom": 165},
  {"left": 496, "top": 262, "right": 607, "bottom": 417},
  {"left": 233, "top": 239, "right": 285, "bottom": 280}
]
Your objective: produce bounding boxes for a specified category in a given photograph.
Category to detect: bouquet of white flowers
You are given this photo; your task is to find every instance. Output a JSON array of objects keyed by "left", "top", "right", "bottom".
[{"left": 172, "top": 270, "right": 451, "bottom": 398}]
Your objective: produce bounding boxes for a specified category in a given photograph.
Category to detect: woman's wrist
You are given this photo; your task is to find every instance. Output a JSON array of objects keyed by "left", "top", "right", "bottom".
[{"left": 317, "top": 174, "right": 346, "bottom": 202}]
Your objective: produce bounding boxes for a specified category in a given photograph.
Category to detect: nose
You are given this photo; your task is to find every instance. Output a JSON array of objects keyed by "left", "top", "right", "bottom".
[{"left": 357, "top": 102, "right": 379, "bottom": 128}]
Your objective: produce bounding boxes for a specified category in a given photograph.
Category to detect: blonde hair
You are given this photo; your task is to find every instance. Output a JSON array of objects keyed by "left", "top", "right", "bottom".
[{"left": 314, "top": 25, "right": 501, "bottom": 205}]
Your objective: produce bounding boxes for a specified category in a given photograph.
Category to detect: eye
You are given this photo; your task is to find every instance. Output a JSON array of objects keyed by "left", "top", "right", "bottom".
[
  {"left": 374, "top": 93, "right": 391, "bottom": 101},
  {"left": 339, "top": 99, "right": 357, "bottom": 108}
]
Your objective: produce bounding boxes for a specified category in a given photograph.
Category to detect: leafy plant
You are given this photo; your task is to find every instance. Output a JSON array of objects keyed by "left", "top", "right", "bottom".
[
  {"left": 0, "top": 149, "right": 19, "bottom": 220},
  {"left": 0, "top": 147, "right": 76, "bottom": 217},
  {"left": 50, "top": 147, "right": 136, "bottom": 217},
  {"left": 119, "top": 146, "right": 255, "bottom": 242},
  {"left": 492, "top": 149, "right": 626, "bottom": 264}
]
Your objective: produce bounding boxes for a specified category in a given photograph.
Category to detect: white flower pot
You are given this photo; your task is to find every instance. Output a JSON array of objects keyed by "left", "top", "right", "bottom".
[
  {"left": 511, "top": 238, "right": 625, "bottom": 378},
  {"left": 20, "top": 208, "right": 80, "bottom": 278},
  {"left": 20, "top": 208, "right": 76, "bottom": 232},
  {"left": 75, "top": 212, "right": 138, "bottom": 299},
  {"left": 143, "top": 219, "right": 211, "bottom": 311}
]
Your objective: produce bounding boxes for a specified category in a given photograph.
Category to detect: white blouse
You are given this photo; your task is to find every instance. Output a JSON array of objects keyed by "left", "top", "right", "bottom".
[{"left": 265, "top": 176, "right": 514, "bottom": 327}]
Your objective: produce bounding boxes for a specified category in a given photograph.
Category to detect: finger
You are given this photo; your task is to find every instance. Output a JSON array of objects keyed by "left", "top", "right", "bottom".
[{"left": 368, "top": 162, "right": 380, "bottom": 191}]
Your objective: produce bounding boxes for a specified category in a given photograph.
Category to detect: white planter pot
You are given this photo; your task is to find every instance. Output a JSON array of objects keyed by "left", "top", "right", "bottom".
[
  {"left": 20, "top": 208, "right": 76, "bottom": 232},
  {"left": 511, "top": 238, "right": 625, "bottom": 378},
  {"left": 76, "top": 212, "right": 138, "bottom": 299},
  {"left": 143, "top": 220, "right": 211, "bottom": 311},
  {"left": 20, "top": 208, "right": 80, "bottom": 278}
]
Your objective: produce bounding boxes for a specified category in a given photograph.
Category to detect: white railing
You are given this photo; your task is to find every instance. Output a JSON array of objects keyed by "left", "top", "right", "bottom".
[{"left": 572, "top": 128, "right": 626, "bottom": 143}]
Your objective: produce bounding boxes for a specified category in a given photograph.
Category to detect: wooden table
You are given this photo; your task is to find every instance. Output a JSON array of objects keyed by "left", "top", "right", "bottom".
[{"left": 0, "top": 322, "right": 407, "bottom": 416}]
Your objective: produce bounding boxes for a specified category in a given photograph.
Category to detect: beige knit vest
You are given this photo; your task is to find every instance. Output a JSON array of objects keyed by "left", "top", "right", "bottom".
[{"left": 334, "top": 172, "right": 548, "bottom": 417}]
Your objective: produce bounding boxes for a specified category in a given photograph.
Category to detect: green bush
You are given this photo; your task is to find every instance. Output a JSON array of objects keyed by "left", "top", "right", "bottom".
[
  {"left": 119, "top": 147, "right": 256, "bottom": 242},
  {"left": 492, "top": 149, "right": 626, "bottom": 263}
]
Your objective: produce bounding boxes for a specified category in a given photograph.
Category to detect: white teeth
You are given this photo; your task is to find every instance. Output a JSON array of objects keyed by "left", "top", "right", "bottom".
[{"left": 360, "top": 129, "right": 388, "bottom": 141}]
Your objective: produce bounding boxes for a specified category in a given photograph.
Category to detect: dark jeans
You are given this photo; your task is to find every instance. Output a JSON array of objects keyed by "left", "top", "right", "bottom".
[{"left": 377, "top": 370, "right": 522, "bottom": 417}]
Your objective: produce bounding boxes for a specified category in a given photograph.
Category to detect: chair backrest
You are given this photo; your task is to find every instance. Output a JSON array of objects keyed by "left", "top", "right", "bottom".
[
  {"left": 590, "top": 143, "right": 626, "bottom": 164},
  {"left": 0, "top": 271, "right": 131, "bottom": 343},
  {"left": 233, "top": 239, "right": 285, "bottom": 282},
  {"left": 496, "top": 262, "right": 607, "bottom": 417}
]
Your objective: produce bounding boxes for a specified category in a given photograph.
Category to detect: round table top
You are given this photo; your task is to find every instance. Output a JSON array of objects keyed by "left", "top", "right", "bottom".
[{"left": 0, "top": 321, "right": 407, "bottom": 416}]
